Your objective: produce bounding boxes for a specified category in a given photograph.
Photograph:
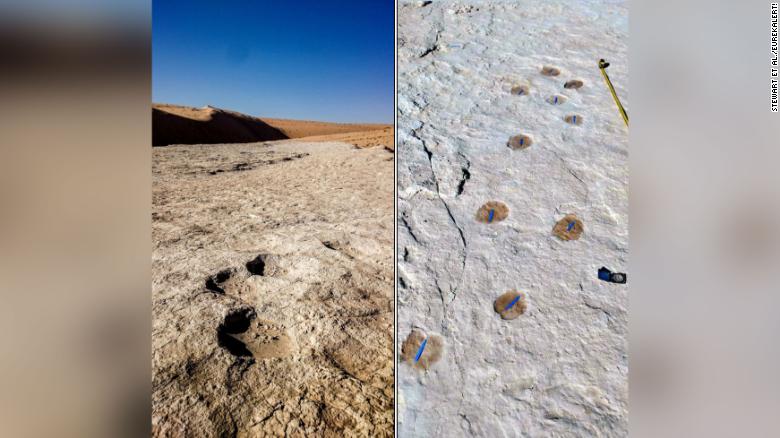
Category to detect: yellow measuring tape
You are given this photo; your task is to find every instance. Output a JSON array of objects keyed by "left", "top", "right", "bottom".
[{"left": 598, "top": 59, "right": 628, "bottom": 127}]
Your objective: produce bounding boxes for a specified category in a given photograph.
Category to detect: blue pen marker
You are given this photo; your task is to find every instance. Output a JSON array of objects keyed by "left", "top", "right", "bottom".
[
  {"left": 488, "top": 209, "right": 495, "bottom": 222},
  {"left": 567, "top": 221, "right": 575, "bottom": 231},
  {"left": 554, "top": 96, "right": 558, "bottom": 104},
  {"left": 572, "top": 115, "right": 577, "bottom": 124},
  {"left": 414, "top": 338, "right": 428, "bottom": 362},
  {"left": 504, "top": 294, "right": 522, "bottom": 311},
  {"left": 519, "top": 137, "right": 524, "bottom": 146}
]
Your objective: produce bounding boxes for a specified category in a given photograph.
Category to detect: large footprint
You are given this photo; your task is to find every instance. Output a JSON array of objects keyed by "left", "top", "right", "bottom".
[
  {"left": 217, "top": 308, "right": 293, "bottom": 359},
  {"left": 204, "top": 253, "right": 282, "bottom": 295}
]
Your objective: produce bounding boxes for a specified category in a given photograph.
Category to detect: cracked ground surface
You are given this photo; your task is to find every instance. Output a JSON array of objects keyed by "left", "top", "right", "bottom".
[
  {"left": 398, "top": 0, "right": 628, "bottom": 436},
  {"left": 152, "top": 140, "right": 393, "bottom": 436}
]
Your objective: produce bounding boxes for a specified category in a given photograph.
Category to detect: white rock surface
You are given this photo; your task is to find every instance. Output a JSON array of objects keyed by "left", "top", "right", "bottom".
[{"left": 397, "top": 1, "right": 628, "bottom": 436}]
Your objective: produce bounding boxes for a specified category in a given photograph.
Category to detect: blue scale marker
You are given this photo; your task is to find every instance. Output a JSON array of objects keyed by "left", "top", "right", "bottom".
[
  {"left": 488, "top": 209, "right": 495, "bottom": 222},
  {"left": 414, "top": 338, "right": 428, "bottom": 362},
  {"left": 504, "top": 294, "right": 522, "bottom": 311},
  {"left": 567, "top": 221, "right": 576, "bottom": 231}
]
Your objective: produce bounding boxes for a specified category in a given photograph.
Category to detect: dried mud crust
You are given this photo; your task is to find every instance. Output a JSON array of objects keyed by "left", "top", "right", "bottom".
[
  {"left": 475, "top": 201, "right": 510, "bottom": 223},
  {"left": 152, "top": 140, "right": 394, "bottom": 437},
  {"left": 326, "top": 334, "right": 392, "bottom": 386},
  {"left": 494, "top": 290, "right": 528, "bottom": 320},
  {"left": 206, "top": 153, "right": 309, "bottom": 175},
  {"left": 400, "top": 329, "right": 444, "bottom": 370}
]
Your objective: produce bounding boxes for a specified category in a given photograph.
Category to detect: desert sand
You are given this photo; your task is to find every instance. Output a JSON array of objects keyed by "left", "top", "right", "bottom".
[
  {"left": 152, "top": 125, "right": 394, "bottom": 435},
  {"left": 153, "top": 103, "right": 392, "bottom": 148},
  {"left": 288, "top": 128, "right": 395, "bottom": 151}
]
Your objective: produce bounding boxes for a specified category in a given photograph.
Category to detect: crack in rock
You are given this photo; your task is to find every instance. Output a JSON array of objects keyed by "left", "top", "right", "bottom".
[
  {"left": 398, "top": 1, "right": 629, "bottom": 435},
  {"left": 419, "top": 29, "right": 442, "bottom": 58},
  {"left": 455, "top": 152, "right": 471, "bottom": 196},
  {"left": 400, "top": 214, "right": 422, "bottom": 244},
  {"left": 411, "top": 124, "right": 468, "bottom": 302},
  {"left": 550, "top": 148, "right": 591, "bottom": 200}
]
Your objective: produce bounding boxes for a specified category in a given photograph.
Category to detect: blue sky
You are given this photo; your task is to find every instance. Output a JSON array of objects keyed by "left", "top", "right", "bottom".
[{"left": 153, "top": 0, "right": 393, "bottom": 123}]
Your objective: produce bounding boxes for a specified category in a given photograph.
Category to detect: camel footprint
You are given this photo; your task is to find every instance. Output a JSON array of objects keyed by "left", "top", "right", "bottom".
[
  {"left": 510, "top": 84, "right": 530, "bottom": 96},
  {"left": 547, "top": 94, "right": 567, "bottom": 105},
  {"left": 541, "top": 65, "right": 561, "bottom": 76}
]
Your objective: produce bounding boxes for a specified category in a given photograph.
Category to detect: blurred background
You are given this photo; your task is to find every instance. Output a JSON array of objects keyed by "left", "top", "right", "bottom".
[
  {"left": 1, "top": 0, "right": 779, "bottom": 436},
  {"left": 631, "top": 0, "right": 780, "bottom": 436},
  {"left": 0, "top": 0, "right": 150, "bottom": 437}
]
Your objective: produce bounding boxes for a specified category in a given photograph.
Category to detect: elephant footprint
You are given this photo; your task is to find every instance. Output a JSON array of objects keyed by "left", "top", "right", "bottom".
[{"left": 218, "top": 309, "right": 292, "bottom": 359}]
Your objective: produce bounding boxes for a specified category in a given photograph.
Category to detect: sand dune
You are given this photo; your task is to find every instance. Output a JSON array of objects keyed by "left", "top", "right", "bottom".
[
  {"left": 152, "top": 104, "right": 287, "bottom": 146},
  {"left": 296, "top": 127, "right": 394, "bottom": 150},
  {"left": 261, "top": 117, "right": 390, "bottom": 139},
  {"left": 153, "top": 103, "right": 392, "bottom": 148}
]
